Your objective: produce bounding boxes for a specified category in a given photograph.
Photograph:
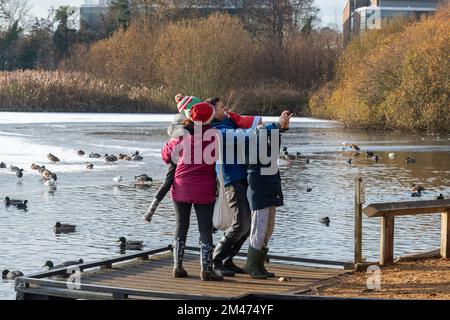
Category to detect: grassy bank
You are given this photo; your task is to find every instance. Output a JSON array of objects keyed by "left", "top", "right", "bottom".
[
  {"left": 309, "top": 6, "right": 450, "bottom": 133},
  {"left": 0, "top": 70, "right": 170, "bottom": 113}
]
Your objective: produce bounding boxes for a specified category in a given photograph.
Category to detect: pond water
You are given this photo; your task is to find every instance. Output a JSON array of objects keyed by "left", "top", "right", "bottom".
[{"left": 0, "top": 112, "right": 449, "bottom": 299}]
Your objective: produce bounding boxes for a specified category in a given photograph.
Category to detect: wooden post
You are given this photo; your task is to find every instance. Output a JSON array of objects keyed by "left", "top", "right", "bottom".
[
  {"left": 380, "top": 215, "right": 395, "bottom": 266},
  {"left": 354, "top": 177, "right": 364, "bottom": 265},
  {"left": 441, "top": 210, "right": 450, "bottom": 259}
]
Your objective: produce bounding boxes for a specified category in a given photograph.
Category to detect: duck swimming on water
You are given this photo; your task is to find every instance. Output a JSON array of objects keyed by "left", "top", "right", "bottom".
[
  {"left": 135, "top": 174, "right": 153, "bottom": 186},
  {"left": 117, "top": 237, "right": 144, "bottom": 250},
  {"left": 77, "top": 150, "right": 85, "bottom": 156},
  {"left": 47, "top": 153, "right": 60, "bottom": 163},
  {"left": 42, "top": 259, "right": 84, "bottom": 270},
  {"left": 4, "top": 197, "right": 26, "bottom": 206},
  {"left": 89, "top": 152, "right": 101, "bottom": 158},
  {"left": 2, "top": 270, "right": 23, "bottom": 280},
  {"left": 319, "top": 217, "right": 330, "bottom": 226},
  {"left": 0, "top": 162, "right": 6, "bottom": 169},
  {"left": 54, "top": 222, "right": 76, "bottom": 234}
]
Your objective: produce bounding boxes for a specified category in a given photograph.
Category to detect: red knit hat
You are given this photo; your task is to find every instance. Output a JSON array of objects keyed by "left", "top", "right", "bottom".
[
  {"left": 227, "top": 111, "right": 262, "bottom": 129},
  {"left": 190, "top": 102, "right": 216, "bottom": 125}
]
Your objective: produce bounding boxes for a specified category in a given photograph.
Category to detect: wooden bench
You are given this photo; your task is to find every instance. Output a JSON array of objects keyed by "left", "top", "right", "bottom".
[{"left": 363, "top": 199, "right": 450, "bottom": 266}]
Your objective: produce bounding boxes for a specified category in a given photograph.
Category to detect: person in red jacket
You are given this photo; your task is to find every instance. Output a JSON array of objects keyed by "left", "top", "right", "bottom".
[{"left": 161, "top": 102, "right": 223, "bottom": 281}]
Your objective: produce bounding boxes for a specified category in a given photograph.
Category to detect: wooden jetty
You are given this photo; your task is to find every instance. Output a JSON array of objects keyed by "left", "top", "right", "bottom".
[{"left": 15, "top": 246, "right": 351, "bottom": 300}]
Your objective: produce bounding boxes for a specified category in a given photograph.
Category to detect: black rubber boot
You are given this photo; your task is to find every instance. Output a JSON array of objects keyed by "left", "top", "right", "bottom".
[
  {"left": 260, "top": 247, "right": 275, "bottom": 278},
  {"left": 172, "top": 238, "right": 188, "bottom": 278},
  {"left": 223, "top": 238, "right": 246, "bottom": 274},
  {"left": 200, "top": 243, "right": 223, "bottom": 281},
  {"left": 243, "top": 246, "right": 267, "bottom": 279},
  {"left": 213, "top": 237, "right": 235, "bottom": 277}
]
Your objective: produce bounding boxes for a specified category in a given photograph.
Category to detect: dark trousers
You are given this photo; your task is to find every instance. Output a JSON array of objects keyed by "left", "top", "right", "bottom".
[
  {"left": 155, "top": 162, "right": 176, "bottom": 201},
  {"left": 223, "top": 180, "right": 251, "bottom": 249},
  {"left": 173, "top": 201, "right": 215, "bottom": 245}
]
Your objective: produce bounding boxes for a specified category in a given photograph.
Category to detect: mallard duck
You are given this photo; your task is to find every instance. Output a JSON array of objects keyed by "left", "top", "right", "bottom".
[
  {"left": 131, "top": 154, "right": 143, "bottom": 161},
  {"left": 44, "top": 179, "right": 56, "bottom": 187},
  {"left": 89, "top": 152, "right": 101, "bottom": 158},
  {"left": 347, "top": 158, "right": 352, "bottom": 164},
  {"left": 77, "top": 150, "right": 85, "bottom": 156},
  {"left": 47, "top": 153, "right": 60, "bottom": 163},
  {"left": 30, "top": 163, "right": 41, "bottom": 170},
  {"left": 104, "top": 154, "right": 117, "bottom": 164},
  {"left": 282, "top": 151, "right": 295, "bottom": 161},
  {"left": 406, "top": 157, "right": 416, "bottom": 164},
  {"left": 54, "top": 222, "right": 76, "bottom": 233},
  {"left": 437, "top": 194, "right": 444, "bottom": 200},
  {"left": 117, "top": 237, "right": 144, "bottom": 250},
  {"left": 133, "top": 151, "right": 140, "bottom": 156},
  {"left": 123, "top": 155, "right": 132, "bottom": 161},
  {"left": 118, "top": 154, "right": 128, "bottom": 160},
  {"left": 86, "top": 162, "right": 94, "bottom": 169},
  {"left": 0, "top": 162, "right": 6, "bottom": 169},
  {"left": 306, "top": 187, "right": 312, "bottom": 193},
  {"left": 9, "top": 165, "right": 20, "bottom": 172},
  {"left": 134, "top": 174, "right": 152, "bottom": 186},
  {"left": 38, "top": 166, "right": 46, "bottom": 174},
  {"left": 15, "top": 200, "right": 28, "bottom": 210},
  {"left": 16, "top": 169, "right": 23, "bottom": 179},
  {"left": 113, "top": 176, "right": 123, "bottom": 183},
  {"left": 320, "top": 217, "right": 330, "bottom": 226},
  {"left": 411, "top": 190, "right": 422, "bottom": 197},
  {"left": 4, "top": 197, "right": 26, "bottom": 206},
  {"left": 42, "top": 259, "right": 84, "bottom": 270},
  {"left": 41, "top": 169, "right": 53, "bottom": 180},
  {"left": 2, "top": 270, "right": 23, "bottom": 280}
]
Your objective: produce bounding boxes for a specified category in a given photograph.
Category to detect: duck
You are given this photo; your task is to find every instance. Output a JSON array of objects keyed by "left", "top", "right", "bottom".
[
  {"left": 388, "top": 153, "right": 396, "bottom": 159},
  {"left": 131, "top": 154, "right": 143, "bottom": 161},
  {"left": 132, "top": 151, "right": 140, "bottom": 156},
  {"left": 15, "top": 200, "right": 28, "bottom": 210},
  {"left": 16, "top": 169, "right": 24, "bottom": 179},
  {"left": 373, "top": 155, "right": 379, "bottom": 162},
  {"left": 38, "top": 166, "right": 46, "bottom": 174},
  {"left": 41, "top": 169, "right": 53, "bottom": 180},
  {"left": 4, "top": 197, "right": 26, "bottom": 206},
  {"left": 306, "top": 187, "right": 312, "bottom": 193},
  {"left": 134, "top": 174, "right": 153, "bottom": 186},
  {"left": 9, "top": 165, "right": 20, "bottom": 173},
  {"left": 53, "top": 222, "right": 76, "bottom": 234},
  {"left": 30, "top": 163, "right": 41, "bottom": 170},
  {"left": 319, "top": 217, "right": 330, "bottom": 226},
  {"left": 44, "top": 179, "right": 56, "bottom": 187},
  {"left": 406, "top": 157, "right": 416, "bottom": 164},
  {"left": 104, "top": 154, "right": 117, "bottom": 164},
  {"left": 47, "top": 153, "right": 60, "bottom": 163},
  {"left": 342, "top": 142, "right": 360, "bottom": 151},
  {"left": 77, "top": 150, "right": 85, "bottom": 156},
  {"left": 306, "top": 158, "right": 310, "bottom": 165},
  {"left": 296, "top": 152, "right": 301, "bottom": 158},
  {"left": 282, "top": 151, "right": 295, "bottom": 161},
  {"left": 436, "top": 194, "right": 444, "bottom": 200},
  {"left": 117, "top": 237, "right": 144, "bottom": 250},
  {"left": 366, "top": 151, "right": 374, "bottom": 157},
  {"left": 42, "top": 259, "right": 84, "bottom": 270},
  {"left": 123, "top": 155, "right": 132, "bottom": 161},
  {"left": 86, "top": 162, "right": 94, "bottom": 170},
  {"left": 347, "top": 159, "right": 352, "bottom": 164},
  {"left": 89, "top": 152, "right": 101, "bottom": 158},
  {"left": 2, "top": 270, "right": 23, "bottom": 280},
  {"left": 113, "top": 176, "right": 123, "bottom": 183},
  {"left": 411, "top": 190, "right": 422, "bottom": 197},
  {"left": 0, "top": 162, "right": 6, "bottom": 169},
  {"left": 118, "top": 154, "right": 128, "bottom": 160}
]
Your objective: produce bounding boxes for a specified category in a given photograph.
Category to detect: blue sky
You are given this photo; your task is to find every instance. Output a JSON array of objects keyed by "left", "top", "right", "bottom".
[{"left": 30, "top": 0, "right": 348, "bottom": 27}]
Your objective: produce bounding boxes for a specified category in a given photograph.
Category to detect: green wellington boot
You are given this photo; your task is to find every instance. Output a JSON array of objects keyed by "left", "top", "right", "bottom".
[
  {"left": 243, "top": 246, "right": 267, "bottom": 280},
  {"left": 260, "top": 247, "right": 275, "bottom": 278}
]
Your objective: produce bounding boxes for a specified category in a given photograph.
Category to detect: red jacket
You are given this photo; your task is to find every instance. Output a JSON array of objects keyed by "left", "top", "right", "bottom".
[{"left": 161, "top": 128, "right": 217, "bottom": 204}]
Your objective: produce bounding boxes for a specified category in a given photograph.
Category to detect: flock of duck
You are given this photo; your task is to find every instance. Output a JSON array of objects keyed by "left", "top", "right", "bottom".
[{"left": 1, "top": 149, "right": 152, "bottom": 280}]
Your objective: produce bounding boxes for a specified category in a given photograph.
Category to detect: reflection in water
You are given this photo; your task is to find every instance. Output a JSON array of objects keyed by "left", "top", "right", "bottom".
[{"left": 0, "top": 116, "right": 449, "bottom": 299}]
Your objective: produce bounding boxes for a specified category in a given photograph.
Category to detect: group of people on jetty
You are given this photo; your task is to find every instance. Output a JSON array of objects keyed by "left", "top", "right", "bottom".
[{"left": 143, "top": 94, "right": 292, "bottom": 281}]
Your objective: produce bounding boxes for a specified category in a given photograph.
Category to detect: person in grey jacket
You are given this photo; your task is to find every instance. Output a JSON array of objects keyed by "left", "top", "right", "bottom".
[{"left": 143, "top": 95, "right": 202, "bottom": 222}]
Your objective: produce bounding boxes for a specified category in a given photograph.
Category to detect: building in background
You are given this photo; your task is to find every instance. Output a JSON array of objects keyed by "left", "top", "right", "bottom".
[
  {"left": 343, "top": 0, "right": 446, "bottom": 47},
  {"left": 80, "top": 0, "right": 112, "bottom": 31}
]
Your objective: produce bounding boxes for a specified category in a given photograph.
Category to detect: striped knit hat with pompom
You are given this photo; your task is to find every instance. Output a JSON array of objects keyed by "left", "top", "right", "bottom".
[{"left": 177, "top": 96, "right": 202, "bottom": 116}]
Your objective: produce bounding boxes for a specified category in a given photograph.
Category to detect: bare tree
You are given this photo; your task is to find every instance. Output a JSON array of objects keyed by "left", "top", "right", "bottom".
[{"left": 0, "top": 0, "right": 31, "bottom": 31}]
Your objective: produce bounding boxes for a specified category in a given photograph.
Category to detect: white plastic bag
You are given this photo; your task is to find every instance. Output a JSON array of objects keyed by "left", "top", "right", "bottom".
[{"left": 213, "top": 134, "right": 234, "bottom": 231}]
